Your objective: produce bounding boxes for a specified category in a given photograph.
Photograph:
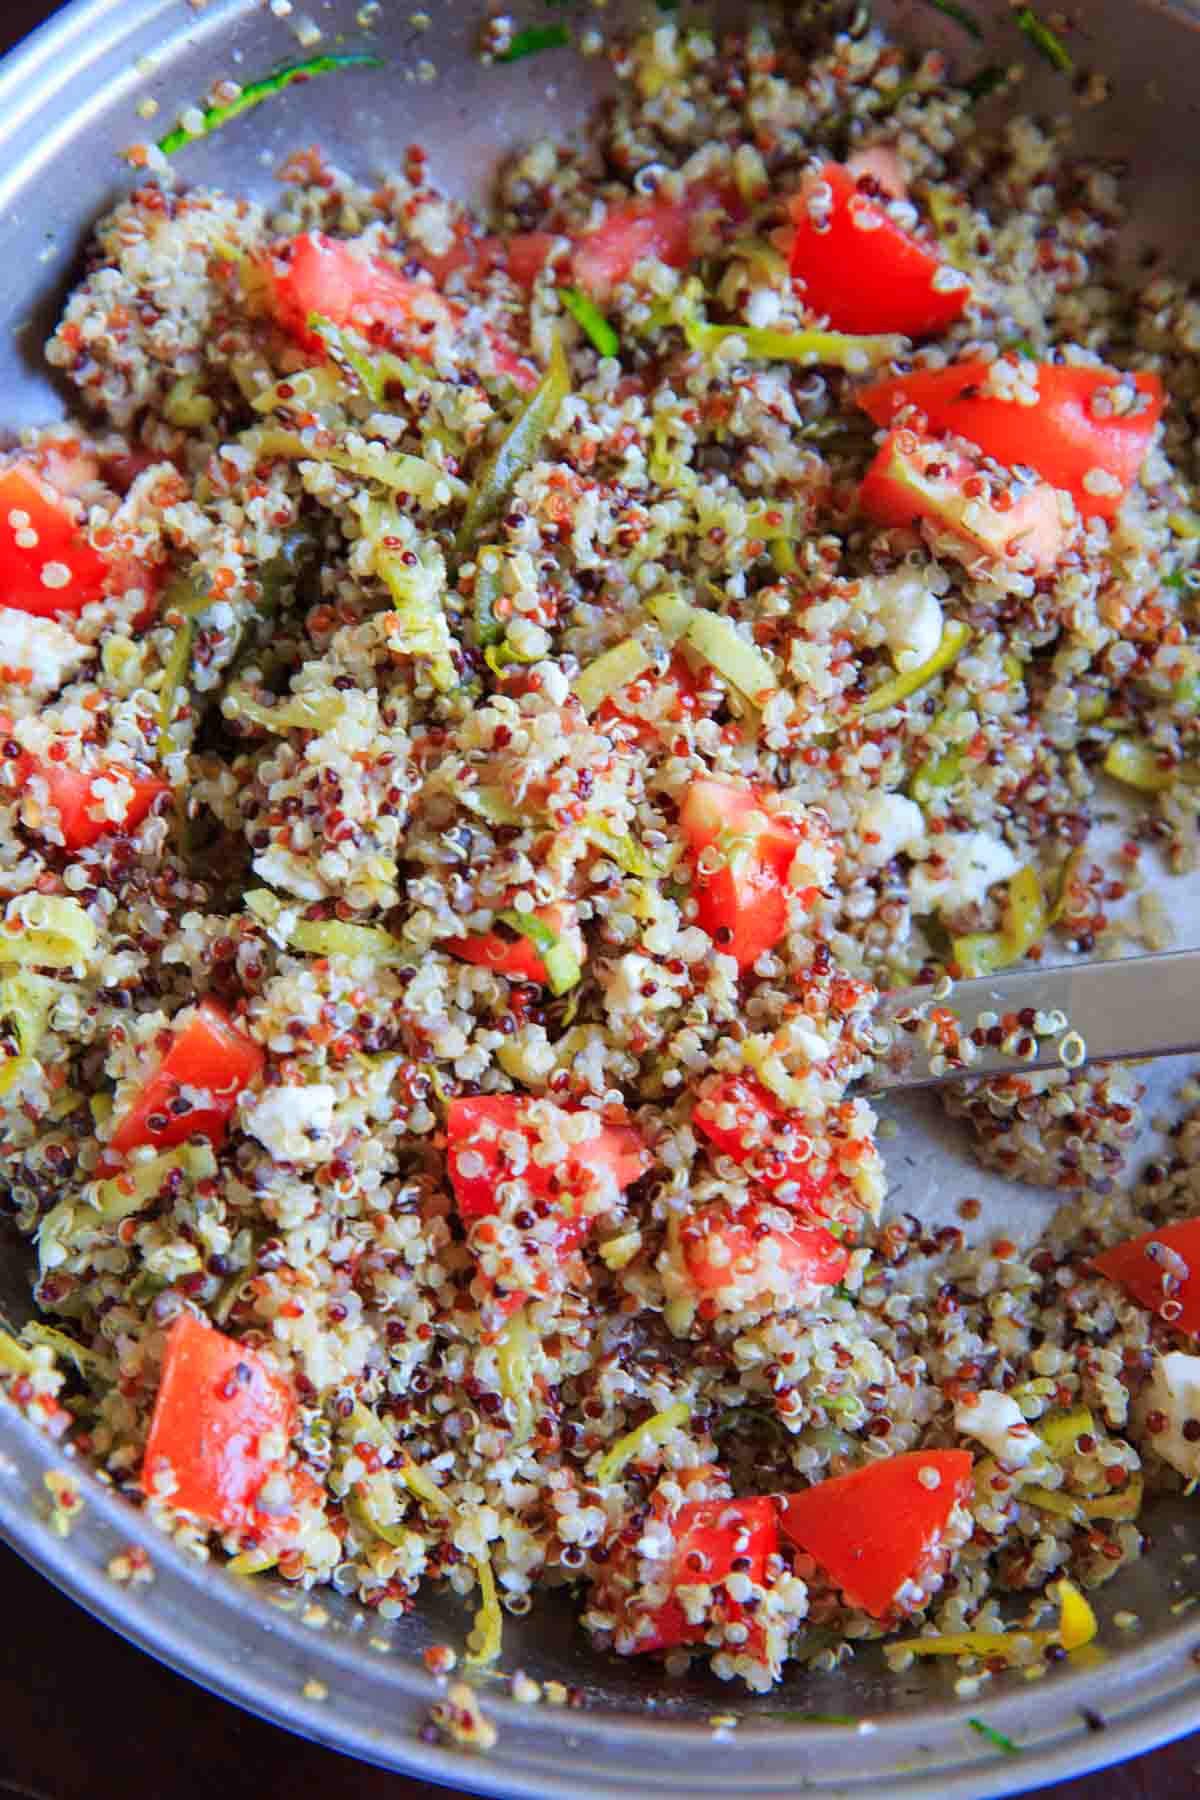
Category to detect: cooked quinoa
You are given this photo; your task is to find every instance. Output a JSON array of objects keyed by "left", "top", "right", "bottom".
[{"left": 3, "top": 10, "right": 1200, "bottom": 1701}]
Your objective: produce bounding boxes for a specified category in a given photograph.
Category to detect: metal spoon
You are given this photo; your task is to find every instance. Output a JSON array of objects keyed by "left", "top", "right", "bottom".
[{"left": 864, "top": 948, "right": 1200, "bottom": 1092}]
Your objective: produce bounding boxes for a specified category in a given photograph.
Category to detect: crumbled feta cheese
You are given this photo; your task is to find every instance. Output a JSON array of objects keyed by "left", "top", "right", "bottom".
[
  {"left": 856, "top": 792, "right": 924, "bottom": 869},
  {"left": 955, "top": 1390, "right": 1037, "bottom": 1466},
  {"left": 868, "top": 570, "right": 944, "bottom": 672},
  {"left": 243, "top": 1084, "right": 337, "bottom": 1165},
  {"left": 910, "top": 831, "right": 1020, "bottom": 917},
  {"left": 1136, "top": 1353, "right": 1200, "bottom": 1479},
  {"left": 0, "top": 610, "right": 90, "bottom": 696}
]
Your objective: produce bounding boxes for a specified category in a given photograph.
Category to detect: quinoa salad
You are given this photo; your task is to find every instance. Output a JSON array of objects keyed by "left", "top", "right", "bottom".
[{"left": 3, "top": 8, "right": 1200, "bottom": 1704}]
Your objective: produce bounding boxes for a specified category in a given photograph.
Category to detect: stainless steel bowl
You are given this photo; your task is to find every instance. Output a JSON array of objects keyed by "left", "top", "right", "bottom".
[{"left": 3, "top": 2, "right": 1200, "bottom": 1792}]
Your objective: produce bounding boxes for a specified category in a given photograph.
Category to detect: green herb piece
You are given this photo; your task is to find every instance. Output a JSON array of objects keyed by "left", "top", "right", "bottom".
[
  {"left": 559, "top": 286, "right": 620, "bottom": 357},
  {"left": 158, "top": 54, "right": 383, "bottom": 155},
  {"left": 963, "top": 64, "right": 1006, "bottom": 102},
  {"left": 968, "top": 1718, "right": 1020, "bottom": 1755},
  {"left": 1014, "top": 7, "right": 1072, "bottom": 71},
  {"left": 496, "top": 25, "right": 570, "bottom": 62},
  {"left": 457, "top": 334, "right": 570, "bottom": 555},
  {"left": 924, "top": 0, "right": 982, "bottom": 37}
]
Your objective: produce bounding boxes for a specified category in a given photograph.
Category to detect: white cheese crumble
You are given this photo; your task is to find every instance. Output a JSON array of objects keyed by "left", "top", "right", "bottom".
[
  {"left": 910, "top": 831, "right": 1020, "bottom": 917},
  {"left": 856, "top": 792, "right": 924, "bottom": 869},
  {"left": 955, "top": 1390, "right": 1037, "bottom": 1466},
  {"left": 243, "top": 1084, "right": 337, "bottom": 1166},
  {"left": 1136, "top": 1353, "right": 1200, "bottom": 1480}
]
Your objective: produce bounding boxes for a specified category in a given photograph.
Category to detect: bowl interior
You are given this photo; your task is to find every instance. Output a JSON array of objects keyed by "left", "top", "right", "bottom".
[{"left": 2, "top": 1, "right": 1200, "bottom": 1792}]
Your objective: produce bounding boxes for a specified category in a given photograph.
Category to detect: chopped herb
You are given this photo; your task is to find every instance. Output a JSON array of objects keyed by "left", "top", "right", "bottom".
[
  {"left": 1080, "top": 1707, "right": 1107, "bottom": 1733},
  {"left": 924, "top": 0, "right": 982, "bottom": 38},
  {"left": 967, "top": 1718, "right": 1020, "bottom": 1755},
  {"left": 158, "top": 54, "right": 383, "bottom": 156},
  {"left": 496, "top": 25, "right": 570, "bottom": 62},
  {"left": 770, "top": 1710, "right": 860, "bottom": 1725},
  {"left": 656, "top": 0, "right": 682, "bottom": 10},
  {"left": 1006, "top": 338, "right": 1036, "bottom": 358},
  {"left": 559, "top": 286, "right": 620, "bottom": 357},
  {"left": 1015, "top": 7, "right": 1072, "bottom": 72},
  {"left": 963, "top": 64, "right": 1006, "bottom": 102}
]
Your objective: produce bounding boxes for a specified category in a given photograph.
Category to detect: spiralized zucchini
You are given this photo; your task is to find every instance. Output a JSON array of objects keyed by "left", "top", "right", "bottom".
[
  {"left": 647, "top": 591, "right": 778, "bottom": 703},
  {"left": 466, "top": 1549, "right": 503, "bottom": 1666},
  {"left": 366, "top": 506, "right": 458, "bottom": 692},
  {"left": 851, "top": 620, "right": 971, "bottom": 721},
  {"left": 222, "top": 682, "right": 347, "bottom": 734},
  {"left": 240, "top": 425, "right": 465, "bottom": 508},
  {"left": 574, "top": 639, "right": 654, "bottom": 714},
  {"left": 456, "top": 333, "right": 570, "bottom": 555},
  {"left": 593, "top": 1399, "right": 690, "bottom": 1484},
  {"left": 245, "top": 889, "right": 410, "bottom": 965},
  {"left": 0, "top": 971, "right": 59, "bottom": 1097},
  {"left": 2, "top": 895, "right": 97, "bottom": 971},
  {"left": 894, "top": 1578, "right": 1096, "bottom": 1659},
  {"left": 495, "top": 1306, "right": 537, "bottom": 1446}
]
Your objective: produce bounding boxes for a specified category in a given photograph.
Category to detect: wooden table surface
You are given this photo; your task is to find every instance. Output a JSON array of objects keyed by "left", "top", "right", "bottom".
[{"left": 1, "top": 2, "right": 1198, "bottom": 1796}]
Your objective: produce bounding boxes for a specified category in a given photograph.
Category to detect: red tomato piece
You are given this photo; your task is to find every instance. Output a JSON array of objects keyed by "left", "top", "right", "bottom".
[
  {"left": 692, "top": 1073, "right": 832, "bottom": 1210},
  {"left": 446, "top": 1094, "right": 646, "bottom": 1231},
  {"left": 141, "top": 1313, "right": 302, "bottom": 1536},
  {"left": 637, "top": 1495, "right": 780, "bottom": 1653},
  {"left": 680, "top": 1203, "right": 848, "bottom": 1300},
  {"left": 262, "top": 231, "right": 537, "bottom": 391},
  {"left": 19, "top": 758, "right": 169, "bottom": 851},
  {"left": 860, "top": 427, "right": 1064, "bottom": 574},
  {"left": 787, "top": 163, "right": 968, "bottom": 338},
  {"left": 779, "top": 1450, "right": 974, "bottom": 1619},
  {"left": 506, "top": 231, "right": 563, "bottom": 293},
  {"left": 1092, "top": 1218, "right": 1200, "bottom": 1332},
  {"left": 444, "top": 903, "right": 580, "bottom": 987},
  {"left": 857, "top": 360, "right": 1166, "bottom": 520},
  {"left": 680, "top": 777, "right": 820, "bottom": 972},
  {"left": 0, "top": 462, "right": 109, "bottom": 618},
  {"left": 107, "top": 1000, "right": 264, "bottom": 1160},
  {"left": 570, "top": 181, "right": 738, "bottom": 301}
]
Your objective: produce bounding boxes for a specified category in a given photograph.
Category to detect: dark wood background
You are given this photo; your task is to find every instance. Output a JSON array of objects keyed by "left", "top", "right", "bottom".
[{"left": 0, "top": 2, "right": 1197, "bottom": 1795}]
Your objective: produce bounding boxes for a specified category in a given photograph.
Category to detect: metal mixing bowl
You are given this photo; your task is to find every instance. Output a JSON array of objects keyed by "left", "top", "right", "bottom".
[{"left": 3, "top": 2, "right": 1200, "bottom": 1792}]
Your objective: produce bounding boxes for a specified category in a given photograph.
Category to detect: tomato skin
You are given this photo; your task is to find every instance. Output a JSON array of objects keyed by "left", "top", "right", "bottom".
[
  {"left": 681, "top": 1204, "right": 848, "bottom": 1298},
  {"left": 141, "top": 1313, "right": 303, "bottom": 1536},
  {"left": 637, "top": 1495, "right": 780, "bottom": 1654},
  {"left": 779, "top": 1450, "right": 974, "bottom": 1619},
  {"left": 445, "top": 904, "right": 578, "bottom": 987},
  {"left": 692, "top": 1073, "right": 832, "bottom": 1210},
  {"left": 446, "top": 1095, "right": 645, "bottom": 1231},
  {"left": 857, "top": 361, "right": 1166, "bottom": 520},
  {"left": 15, "top": 757, "right": 169, "bottom": 850},
  {"left": 107, "top": 1000, "right": 264, "bottom": 1160},
  {"left": 0, "top": 463, "right": 109, "bottom": 618},
  {"left": 1092, "top": 1218, "right": 1200, "bottom": 1332},
  {"left": 571, "top": 182, "right": 736, "bottom": 301},
  {"left": 263, "top": 231, "right": 537, "bottom": 391},
  {"left": 679, "top": 778, "right": 819, "bottom": 972},
  {"left": 788, "top": 163, "right": 968, "bottom": 338},
  {"left": 860, "top": 427, "right": 1065, "bottom": 574}
]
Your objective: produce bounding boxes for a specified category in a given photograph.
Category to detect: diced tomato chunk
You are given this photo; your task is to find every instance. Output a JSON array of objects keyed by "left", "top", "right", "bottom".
[
  {"left": 0, "top": 462, "right": 109, "bottom": 618},
  {"left": 447, "top": 1095, "right": 646, "bottom": 1230},
  {"left": 692, "top": 1074, "right": 832, "bottom": 1210},
  {"left": 788, "top": 163, "right": 968, "bottom": 338},
  {"left": 262, "top": 231, "right": 537, "bottom": 391},
  {"left": 637, "top": 1495, "right": 780, "bottom": 1653},
  {"left": 505, "top": 231, "right": 562, "bottom": 293},
  {"left": 857, "top": 360, "right": 1166, "bottom": 520},
  {"left": 1092, "top": 1218, "right": 1200, "bottom": 1332},
  {"left": 779, "top": 1450, "right": 974, "bottom": 1619},
  {"left": 141, "top": 1313, "right": 307, "bottom": 1537},
  {"left": 680, "top": 1203, "right": 847, "bottom": 1300},
  {"left": 571, "top": 181, "right": 738, "bottom": 301},
  {"left": 14, "top": 757, "right": 169, "bottom": 851},
  {"left": 107, "top": 1000, "right": 264, "bottom": 1160},
  {"left": 679, "top": 778, "right": 821, "bottom": 971},
  {"left": 860, "top": 427, "right": 1064, "bottom": 573},
  {"left": 445, "top": 903, "right": 580, "bottom": 987}
]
